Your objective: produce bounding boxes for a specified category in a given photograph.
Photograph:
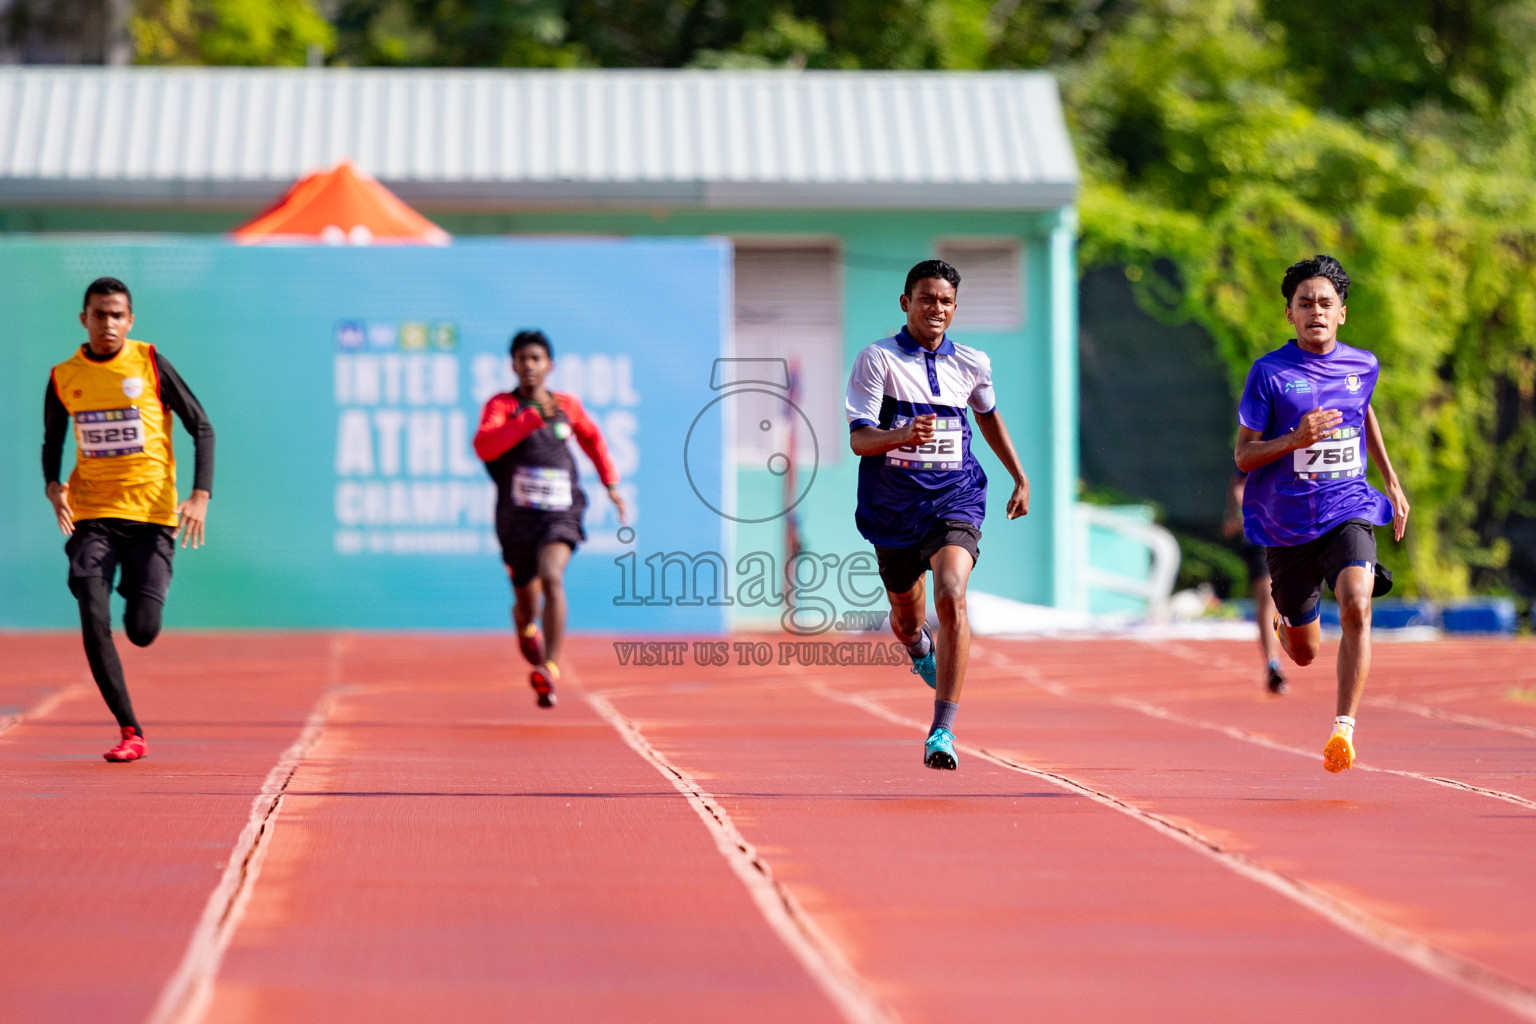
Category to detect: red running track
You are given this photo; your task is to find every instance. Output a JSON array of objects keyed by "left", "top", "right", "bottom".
[{"left": 2, "top": 632, "right": 1535, "bottom": 1023}]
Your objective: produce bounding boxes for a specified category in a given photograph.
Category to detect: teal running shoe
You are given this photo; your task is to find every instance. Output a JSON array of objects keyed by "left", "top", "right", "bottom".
[
  {"left": 924, "top": 727, "right": 957, "bottom": 770},
  {"left": 909, "top": 627, "right": 937, "bottom": 689}
]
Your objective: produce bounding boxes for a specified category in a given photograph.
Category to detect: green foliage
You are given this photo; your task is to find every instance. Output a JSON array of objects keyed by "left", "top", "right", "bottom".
[
  {"left": 133, "top": 0, "right": 333, "bottom": 64},
  {"left": 1262, "top": 0, "right": 1536, "bottom": 117},
  {"left": 324, "top": 0, "right": 1126, "bottom": 70},
  {"left": 1072, "top": 0, "right": 1536, "bottom": 597},
  {"left": 1175, "top": 532, "right": 1248, "bottom": 597}
]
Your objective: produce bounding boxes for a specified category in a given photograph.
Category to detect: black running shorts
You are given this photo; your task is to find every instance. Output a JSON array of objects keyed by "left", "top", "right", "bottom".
[
  {"left": 1264, "top": 518, "right": 1385, "bottom": 627},
  {"left": 498, "top": 509, "right": 585, "bottom": 588},
  {"left": 65, "top": 517, "right": 176, "bottom": 603},
  {"left": 874, "top": 519, "right": 981, "bottom": 595}
]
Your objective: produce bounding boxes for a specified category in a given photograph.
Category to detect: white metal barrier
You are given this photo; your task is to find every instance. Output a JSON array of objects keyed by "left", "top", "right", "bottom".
[{"left": 1075, "top": 503, "right": 1182, "bottom": 620}]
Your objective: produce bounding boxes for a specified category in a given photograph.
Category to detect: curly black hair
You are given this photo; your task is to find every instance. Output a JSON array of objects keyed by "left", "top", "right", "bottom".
[{"left": 1281, "top": 254, "right": 1349, "bottom": 303}]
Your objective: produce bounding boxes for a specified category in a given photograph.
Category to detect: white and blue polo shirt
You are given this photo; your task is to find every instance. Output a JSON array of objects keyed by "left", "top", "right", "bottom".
[{"left": 844, "top": 326, "right": 996, "bottom": 548}]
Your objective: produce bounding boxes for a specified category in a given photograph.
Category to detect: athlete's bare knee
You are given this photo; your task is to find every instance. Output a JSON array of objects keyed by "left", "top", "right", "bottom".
[
  {"left": 538, "top": 571, "right": 565, "bottom": 596},
  {"left": 934, "top": 586, "right": 966, "bottom": 626},
  {"left": 888, "top": 609, "right": 920, "bottom": 640},
  {"left": 887, "top": 606, "right": 923, "bottom": 642},
  {"left": 1338, "top": 595, "right": 1371, "bottom": 633}
]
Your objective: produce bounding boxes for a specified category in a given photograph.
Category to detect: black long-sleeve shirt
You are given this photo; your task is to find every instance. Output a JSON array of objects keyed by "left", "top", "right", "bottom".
[{"left": 43, "top": 347, "right": 215, "bottom": 495}]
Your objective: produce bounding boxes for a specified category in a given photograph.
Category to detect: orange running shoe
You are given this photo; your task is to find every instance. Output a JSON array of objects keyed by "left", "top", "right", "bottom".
[
  {"left": 103, "top": 727, "right": 147, "bottom": 763},
  {"left": 518, "top": 623, "right": 546, "bottom": 666},
  {"left": 1323, "top": 726, "right": 1355, "bottom": 773},
  {"left": 530, "top": 662, "right": 559, "bottom": 708}
]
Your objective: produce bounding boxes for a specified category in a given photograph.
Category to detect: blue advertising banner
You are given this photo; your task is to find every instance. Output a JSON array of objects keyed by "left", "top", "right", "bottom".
[{"left": 0, "top": 238, "right": 731, "bottom": 632}]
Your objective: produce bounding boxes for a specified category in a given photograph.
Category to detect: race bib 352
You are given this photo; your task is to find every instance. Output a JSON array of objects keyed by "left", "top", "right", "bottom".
[{"left": 886, "top": 416, "right": 965, "bottom": 471}]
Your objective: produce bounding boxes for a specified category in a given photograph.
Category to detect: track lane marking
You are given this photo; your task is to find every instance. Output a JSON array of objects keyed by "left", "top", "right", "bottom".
[
  {"left": 584, "top": 690, "right": 899, "bottom": 1024},
  {"left": 810, "top": 679, "right": 1536, "bottom": 1022},
  {"left": 143, "top": 684, "right": 341, "bottom": 1024},
  {"left": 1155, "top": 639, "right": 1536, "bottom": 741},
  {"left": 0, "top": 682, "right": 92, "bottom": 738},
  {"left": 1370, "top": 695, "right": 1536, "bottom": 742},
  {"left": 999, "top": 650, "right": 1536, "bottom": 812}
]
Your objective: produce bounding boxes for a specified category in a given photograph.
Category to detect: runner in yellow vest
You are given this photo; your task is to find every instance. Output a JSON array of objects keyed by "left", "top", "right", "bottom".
[{"left": 42, "top": 278, "right": 215, "bottom": 762}]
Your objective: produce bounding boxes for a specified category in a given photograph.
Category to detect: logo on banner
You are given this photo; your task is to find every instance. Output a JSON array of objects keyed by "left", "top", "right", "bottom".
[{"left": 336, "top": 319, "right": 459, "bottom": 352}]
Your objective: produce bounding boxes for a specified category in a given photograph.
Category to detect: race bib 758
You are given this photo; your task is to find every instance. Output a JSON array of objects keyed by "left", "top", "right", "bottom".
[{"left": 1293, "top": 426, "right": 1363, "bottom": 480}]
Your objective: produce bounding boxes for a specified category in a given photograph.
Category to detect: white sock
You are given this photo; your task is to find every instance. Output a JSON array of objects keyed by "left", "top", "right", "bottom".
[{"left": 1334, "top": 715, "right": 1356, "bottom": 736}]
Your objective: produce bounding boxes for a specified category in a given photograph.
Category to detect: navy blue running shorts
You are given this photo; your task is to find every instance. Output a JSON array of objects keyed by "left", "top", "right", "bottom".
[{"left": 873, "top": 519, "right": 981, "bottom": 595}]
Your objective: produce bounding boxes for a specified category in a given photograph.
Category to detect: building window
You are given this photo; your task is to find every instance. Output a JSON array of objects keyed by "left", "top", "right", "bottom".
[
  {"left": 731, "top": 243, "right": 843, "bottom": 466},
  {"left": 935, "top": 239, "right": 1023, "bottom": 331}
]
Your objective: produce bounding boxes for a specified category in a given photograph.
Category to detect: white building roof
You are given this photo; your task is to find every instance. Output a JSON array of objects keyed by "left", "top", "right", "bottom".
[{"left": 0, "top": 67, "right": 1077, "bottom": 209}]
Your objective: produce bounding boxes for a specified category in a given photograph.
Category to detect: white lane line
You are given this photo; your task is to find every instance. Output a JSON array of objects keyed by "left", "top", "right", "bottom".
[
  {"left": 0, "top": 682, "right": 92, "bottom": 738},
  {"left": 584, "top": 691, "right": 900, "bottom": 1024},
  {"left": 143, "top": 687, "right": 339, "bottom": 1024},
  {"left": 1371, "top": 695, "right": 1536, "bottom": 742},
  {"left": 809, "top": 680, "right": 1536, "bottom": 1023},
  {"left": 999, "top": 651, "right": 1536, "bottom": 812},
  {"left": 1154, "top": 639, "right": 1536, "bottom": 741}
]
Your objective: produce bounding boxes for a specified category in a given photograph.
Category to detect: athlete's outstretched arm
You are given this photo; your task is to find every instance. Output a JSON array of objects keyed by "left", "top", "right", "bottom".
[
  {"left": 973, "top": 408, "right": 1029, "bottom": 519},
  {"left": 1364, "top": 406, "right": 1410, "bottom": 541},
  {"left": 1234, "top": 409, "right": 1342, "bottom": 473}
]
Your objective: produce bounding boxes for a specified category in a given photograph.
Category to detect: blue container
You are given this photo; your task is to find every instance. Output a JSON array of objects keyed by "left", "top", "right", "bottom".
[
  {"left": 1318, "top": 600, "right": 1435, "bottom": 630},
  {"left": 1441, "top": 599, "right": 1517, "bottom": 635}
]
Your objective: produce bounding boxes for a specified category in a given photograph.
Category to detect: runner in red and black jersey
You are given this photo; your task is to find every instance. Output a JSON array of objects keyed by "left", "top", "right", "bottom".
[{"left": 474, "top": 330, "right": 627, "bottom": 708}]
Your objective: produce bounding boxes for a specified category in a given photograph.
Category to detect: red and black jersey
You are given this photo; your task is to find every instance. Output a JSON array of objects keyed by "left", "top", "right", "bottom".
[{"left": 473, "top": 391, "right": 618, "bottom": 519}]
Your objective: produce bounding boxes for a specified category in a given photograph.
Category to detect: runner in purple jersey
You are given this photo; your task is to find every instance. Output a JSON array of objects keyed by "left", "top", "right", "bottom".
[{"left": 1235, "top": 255, "right": 1410, "bottom": 773}]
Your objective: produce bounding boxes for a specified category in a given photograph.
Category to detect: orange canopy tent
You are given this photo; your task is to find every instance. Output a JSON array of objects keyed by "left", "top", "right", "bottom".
[{"left": 232, "top": 160, "right": 450, "bottom": 245}]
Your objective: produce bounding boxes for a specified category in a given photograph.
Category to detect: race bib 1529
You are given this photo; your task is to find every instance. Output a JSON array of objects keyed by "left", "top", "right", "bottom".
[
  {"left": 75, "top": 407, "right": 144, "bottom": 458},
  {"left": 1293, "top": 427, "right": 1363, "bottom": 480},
  {"left": 886, "top": 416, "right": 966, "bottom": 471},
  {"left": 512, "top": 466, "right": 574, "bottom": 510}
]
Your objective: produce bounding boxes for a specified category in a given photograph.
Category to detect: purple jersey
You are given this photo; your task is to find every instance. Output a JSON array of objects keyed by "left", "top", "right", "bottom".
[{"left": 1237, "top": 340, "right": 1392, "bottom": 548}]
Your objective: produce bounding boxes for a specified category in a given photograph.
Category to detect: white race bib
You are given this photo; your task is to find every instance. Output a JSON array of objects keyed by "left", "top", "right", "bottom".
[
  {"left": 75, "top": 407, "right": 145, "bottom": 458},
  {"left": 886, "top": 416, "right": 966, "bottom": 471},
  {"left": 1293, "top": 432, "right": 1362, "bottom": 479},
  {"left": 512, "top": 466, "right": 573, "bottom": 510}
]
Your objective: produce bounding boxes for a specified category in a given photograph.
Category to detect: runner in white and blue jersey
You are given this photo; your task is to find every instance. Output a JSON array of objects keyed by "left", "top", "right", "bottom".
[
  {"left": 1235, "top": 255, "right": 1410, "bottom": 774},
  {"left": 845, "top": 260, "right": 1031, "bottom": 770}
]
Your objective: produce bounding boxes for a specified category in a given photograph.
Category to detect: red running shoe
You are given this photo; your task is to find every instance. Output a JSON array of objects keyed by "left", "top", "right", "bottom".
[
  {"left": 518, "top": 623, "right": 546, "bottom": 666},
  {"left": 103, "top": 727, "right": 147, "bottom": 762},
  {"left": 530, "top": 662, "right": 559, "bottom": 708}
]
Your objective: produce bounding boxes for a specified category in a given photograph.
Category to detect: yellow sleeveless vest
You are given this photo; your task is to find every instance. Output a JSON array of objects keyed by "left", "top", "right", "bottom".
[{"left": 51, "top": 340, "right": 179, "bottom": 526}]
